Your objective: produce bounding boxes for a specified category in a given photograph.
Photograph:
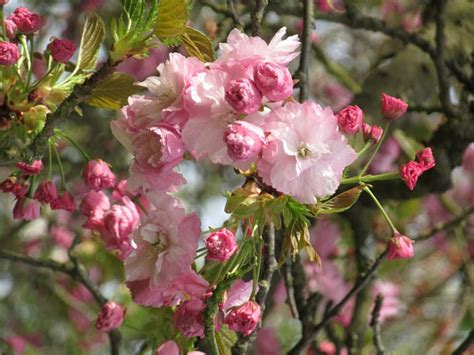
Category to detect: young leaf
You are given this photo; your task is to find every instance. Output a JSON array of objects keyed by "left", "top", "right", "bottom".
[
  {"left": 182, "top": 26, "right": 215, "bottom": 62},
  {"left": 86, "top": 72, "right": 140, "bottom": 110},
  {"left": 315, "top": 185, "right": 366, "bottom": 214},
  {"left": 74, "top": 13, "right": 105, "bottom": 74},
  {"left": 155, "top": 0, "right": 188, "bottom": 39}
]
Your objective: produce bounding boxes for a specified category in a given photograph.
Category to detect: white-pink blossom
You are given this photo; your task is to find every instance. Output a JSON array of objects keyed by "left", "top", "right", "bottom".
[{"left": 257, "top": 101, "right": 357, "bottom": 204}]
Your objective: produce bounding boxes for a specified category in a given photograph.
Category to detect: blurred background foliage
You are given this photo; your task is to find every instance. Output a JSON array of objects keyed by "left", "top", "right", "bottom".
[{"left": 0, "top": 0, "right": 473, "bottom": 354}]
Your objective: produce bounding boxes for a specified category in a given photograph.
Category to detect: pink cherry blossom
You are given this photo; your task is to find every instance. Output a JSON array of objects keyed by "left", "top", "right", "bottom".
[
  {"left": 51, "top": 191, "right": 76, "bottom": 212},
  {"left": 215, "top": 27, "right": 300, "bottom": 68},
  {"left": 387, "top": 232, "right": 414, "bottom": 260},
  {"left": 205, "top": 228, "right": 238, "bottom": 262},
  {"left": 83, "top": 159, "right": 116, "bottom": 191},
  {"left": 95, "top": 301, "right": 125, "bottom": 332},
  {"left": 224, "top": 121, "right": 265, "bottom": 168},
  {"left": 225, "top": 78, "right": 262, "bottom": 114},
  {"left": 381, "top": 93, "right": 408, "bottom": 120},
  {"left": 257, "top": 101, "right": 357, "bottom": 204},
  {"left": 223, "top": 279, "right": 253, "bottom": 313},
  {"left": 48, "top": 38, "right": 76, "bottom": 63},
  {"left": 415, "top": 147, "right": 435, "bottom": 172},
  {"left": 50, "top": 225, "right": 74, "bottom": 249},
  {"left": 16, "top": 160, "right": 43, "bottom": 175},
  {"left": 0, "top": 41, "right": 20, "bottom": 66},
  {"left": 373, "top": 281, "right": 402, "bottom": 323},
  {"left": 9, "top": 7, "right": 41, "bottom": 33},
  {"left": 362, "top": 123, "right": 383, "bottom": 144},
  {"left": 224, "top": 300, "right": 261, "bottom": 336},
  {"left": 125, "top": 194, "right": 201, "bottom": 287},
  {"left": 254, "top": 61, "right": 294, "bottom": 101},
  {"left": 79, "top": 190, "right": 111, "bottom": 230},
  {"left": 400, "top": 161, "right": 424, "bottom": 191},
  {"left": 13, "top": 197, "right": 40, "bottom": 220},
  {"left": 174, "top": 298, "right": 205, "bottom": 338},
  {"left": 336, "top": 105, "right": 364, "bottom": 135},
  {"left": 33, "top": 180, "right": 57, "bottom": 204},
  {"left": 100, "top": 196, "right": 140, "bottom": 259}
]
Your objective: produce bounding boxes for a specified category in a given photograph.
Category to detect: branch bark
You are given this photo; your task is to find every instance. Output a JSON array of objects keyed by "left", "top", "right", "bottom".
[
  {"left": 370, "top": 295, "right": 385, "bottom": 355},
  {"left": 250, "top": 0, "right": 268, "bottom": 36},
  {"left": 296, "top": 0, "right": 314, "bottom": 101}
]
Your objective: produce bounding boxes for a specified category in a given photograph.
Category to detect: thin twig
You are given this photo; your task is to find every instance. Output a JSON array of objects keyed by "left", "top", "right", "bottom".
[
  {"left": 370, "top": 295, "right": 385, "bottom": 355},
  {"left": 415, "top": 206, "right": 474, "bottom": 241},
  {"left": 232, "top": 223, "right": 276, "bottom": 354},
  {"left": 433, "top": 0, "right": 455, "bottom": 117},
  {"left": 226, "top": 0, "right": 243, "bottom": 30},
  {"left": 288, "top": 250, "right": 388, "bottom": 354},
  {"left": 297, "top": 0, "right": 314, "bottom": 102},
  {"left": 0, "top": 249, "right": 73, "bottom": 273},
  {"left": 283, "top": 257, "right": 300, "bottom": 318},
  {"left": 250, "top": 0, "right": 268, "bottom": 36}
]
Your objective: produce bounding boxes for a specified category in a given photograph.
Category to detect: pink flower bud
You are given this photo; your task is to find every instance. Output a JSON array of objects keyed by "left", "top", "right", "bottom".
[
  {"left": 205, "top": 228, "right": 238, "bottom": 262},
  {"left": 48, "top": 38, "right": 76, "bottom": 63},
  {"left": 0, "top": 41, "right": 19, "bottom": 66},
  {"left": 362, "top": 123, "right": 383, "bottom": 144},
  {"left": 174, "top": 299, "right": 205, "bottom": 338},
  {"left": 156, "top": 341, "right": 179, "bottom": 355},
  {"left": 16, "top": 160, "right": 43, "bottom": 175},
  {"left": 9, "top": 7, "right": 41, "bottom": 33},
  {"left": 400, "top": 161, "right": 424, "bottom": 190},
  {"left": 224, "top": 121, "right": 264, "bottom": 162},
  {"left": 254, "top": 61, "right": 293, "bottom": 101},
  {"left": 3, "top": 19, "right": 17, "bottom": 39},
  {"left": 225, "top": 79, "right": 262, "bottom": 114},
  {"left": 83, "top": 159, "right": 116, "bottom": 191},
  {"left": 33, "top": 180, "right": 58, "bottom": 204},
  {"left": 387, "top": 232, "right": 414, "bottom": 260},
  {"left": 0, "top": 177, "right": 27, "bottom": 197},
  {"left": 381, "top": 93, "right": 408, "bottom": 119},
  {"left": 79, "top": 190, "right": 110, "bottom": 230},
  {"left": 415, "top": 147, "right": 435, "bottom": 172},
  {"left": 337, "top": 105, "right": 364, "bottom": 134},
  {"left": 224, "top": 300, "right": 261, "bottom": 336},
  {"left": 95, "top": 301, "right": 125, "bottom": 332},
  {"left": 51, "top": 191, "right": 76, "bottom": 212},
  {"left": 13, "top": 197, "right": 40, "bottom": 220}
]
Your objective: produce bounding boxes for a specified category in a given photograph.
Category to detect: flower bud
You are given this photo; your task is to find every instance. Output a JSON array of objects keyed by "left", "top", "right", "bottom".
[
  {"left": 174, "top": 299, "right": 205, "bottom": 338},
  {"left": 95, "top": 301, "right": 125, "bottom": 332},
  {"left": 0, "top": 41, "right": 19, "bottom": 66},
  {"left": 254, "top": 61, "right": 293, "bottom": 101},
  {"left": 415, "top": 147, "right": 435, "bottom": 172},
  {"left": 399, "top": 161, "right": 423, "bottom": 190},
  {"left": 337, "top": 105, "right": 364, "bottom": 135},
  {"left": 83, "top": 159, "right": 116, "bottom": 191},
  {"left": 362, "top": 123, "right": 383, "bottom": 144},
  {"left": 50, "top": 225, "right": 74, "bottom": 249},
  {"left": 0, "top": 177, "right": 27, "bottom": 197},
  {"left": 224, "top": 121, "right": 264, "bottom": 162},
  {"left": 3, "top": 19, "right": 16, "bottom": 39},
  {"left": 225, "top": 79, "right": 262, "bottom": 114},
  {"left": 48, "top": 38, "right": 76, "bottom": 63},
  {"left": 9, "top": 7, "right": 41, "bottom": 33},
  {"left": 33, "top": 180, "right": 58, "bottom": 204},
  {"left": 381, "top": 93, "right": 408, "bottom": 119},
  {"left": 13, "top": 197, "right": 40, "bottom": 220},
  {"left": 205, "top": 228, "right": 238, "bottom": 262},
  {"left": 79, "top": 190, "right": 110, "bottom": 230},
  {"left": 51, "top": 191, "right": 76, "bottom": 212},
  {"left": 16, "top": 160, "right": 43, "bottom": 176},
  {"left": 387, "top": 232, "right": 414, "bottom": 260},
  {"left": 224, "top": 300, "right": 261, "bottom": 336}
]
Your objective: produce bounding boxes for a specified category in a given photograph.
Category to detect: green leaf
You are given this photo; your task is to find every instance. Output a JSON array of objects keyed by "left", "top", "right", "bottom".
[
  {"left": 74, "top": 12, "right": 105, "bottom": 74},
  {"left": 216, "top": 325, "right": 238, "bottom": 355},
  {"left": 86, "top": 72, "right": 140, "bottom": 110},
  {"left": 315, "top": 185, "right": 365, "bottom": 214},
  {"left": 155, "top": 0, "right": 188, "bottom": 39},
  {"left": 182, "top": 26, "right": 215, "bottom": 62}
]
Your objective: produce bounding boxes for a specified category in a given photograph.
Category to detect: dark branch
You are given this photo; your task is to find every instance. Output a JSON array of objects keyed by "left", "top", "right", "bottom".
[
  {"left": 297, "top": 0, "right": 314, "bottom": 101},
  {"left": 226, "top": 0, "right": 243, "bottom": 30},
  {"left": 250, "top": 0, "right": 268, "bottom": 36},
  {"left": 288, "top": 250, "right": 388, "bottom": 354},
  {"left": 452, "top": 330, "right": 474, "bottom": 355},
  {"left": 370, "top": 295, "right": 385, "bottom": 355}
]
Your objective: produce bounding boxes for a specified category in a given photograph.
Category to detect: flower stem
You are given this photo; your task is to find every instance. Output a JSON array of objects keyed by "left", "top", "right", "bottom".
[
  {"left": 52, "top": 143, "right": 66, "bottom": 190},
  {"left": 48, "top": 139, "right": 53, "bottom": 180},
  {"left": 19, "top": 35, "right": 32, "bottom": 89},
  {"left": 54, "top": 129, "right": 91, "bottom": 161},
  {"left": 359, "top": 121, "right": 391, "bottom": 177},
  {"left": 0, "top": 6, "right": 6, "bottom": 40},
  {"left": 341, "top": 171, "right": 400, "bottom": 185},
  {"left": 357, "top": 141, "right": 372, "bottom": 158},
  {"left": 364, "top": 186, "right": 397, "bottom": 232}
]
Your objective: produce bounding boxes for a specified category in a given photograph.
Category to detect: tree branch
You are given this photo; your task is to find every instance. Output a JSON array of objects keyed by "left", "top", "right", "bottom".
[
  {"left": 370, "top": 295, "right": 385, "bottom": 355},
  {"left": 250, "top": 0, "right": 268, "bottom": 36},
  {"left": 226, "top": 0, "right": 243, "bottom": 30},
  {"left": 452, "top": 330, "right": 474, "bottom": 355},
  {"left": 288, "top": 250, "right": 388, "bottom": 354},
  {"left": 296, "top": 0, "right": 314, "bottom": 101},
  {"left": 0, "top": 248, "right": 121, "bottom": 354},
  {"left": 26, "top": 61, "right": 116, "bottom": 160}
]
